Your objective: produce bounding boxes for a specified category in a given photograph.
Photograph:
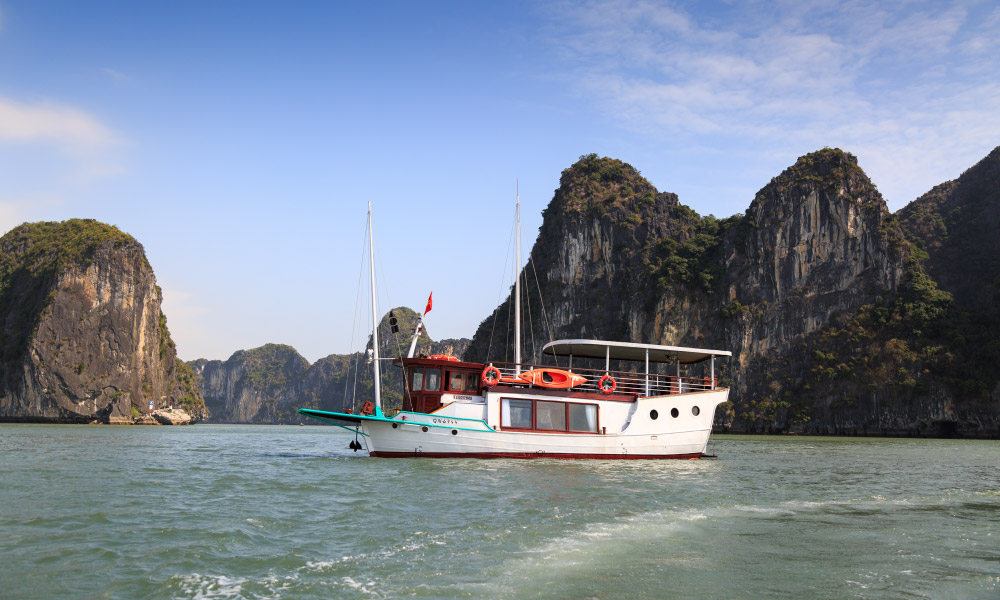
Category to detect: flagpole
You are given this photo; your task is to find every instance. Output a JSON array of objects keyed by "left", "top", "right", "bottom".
[{"left": 407, "top": 292, "right": 433, "bottom": 358}]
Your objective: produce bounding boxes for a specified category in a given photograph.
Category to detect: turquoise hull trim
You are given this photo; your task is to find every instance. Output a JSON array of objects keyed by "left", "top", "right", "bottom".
[
  {"left": 394, "top": 411, "right": 494, "bottom": 428},
  {"left": 296, "top": 408, "right": 495, "bottom": 434},
  {"left": 297, "top": 408, "right": 391, "bottom": 428}
]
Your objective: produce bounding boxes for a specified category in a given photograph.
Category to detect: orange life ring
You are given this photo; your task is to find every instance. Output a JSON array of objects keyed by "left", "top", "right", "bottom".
[
  {"left": 598, "top": 374, "right": 616, "bottom": 394},
  {"left": 361, "top": 401, "right": 375, "bottom": 415},
  {"left": 482, "top": 365, "right": 501, "bottom": 387},
  {"left": 428, "top": 354, "right": 460, "bottom": 362}
]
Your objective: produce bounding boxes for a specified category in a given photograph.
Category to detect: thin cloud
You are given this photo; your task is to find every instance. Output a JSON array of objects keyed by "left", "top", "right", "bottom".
[
  {"left": 0, "top": 96, "right": 120, "bottom": 148},
  {"left": 0, "top": 96, "right": 126, "bottom": 189},
  {"left": 102, "top": 68, "right": 130, "bottom": 83},
  {"left": 542, "top": 0, "right": 1000, "bottom": 207}
]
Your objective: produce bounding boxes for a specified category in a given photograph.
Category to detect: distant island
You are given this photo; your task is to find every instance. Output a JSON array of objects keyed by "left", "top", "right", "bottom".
[
  {"left": 188, "top": 307, "right": 468, "bottom": 424},
  {"left": 3, "top": 146, "right": 997, "bottom": 436}
]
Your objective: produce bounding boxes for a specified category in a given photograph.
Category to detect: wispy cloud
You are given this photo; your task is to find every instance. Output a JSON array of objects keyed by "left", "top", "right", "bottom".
[
  {"left": 0, "top": 95, "right": 126, "bottom": 194},
  {"left": 102, "top": 68, "right": 130, "bottom": 83},
  {"left": 0, "top": 96, "right": 120, "bottom": 148},
  {"left": 542, "top": 0, "right": 1000, "bottom": 207}
]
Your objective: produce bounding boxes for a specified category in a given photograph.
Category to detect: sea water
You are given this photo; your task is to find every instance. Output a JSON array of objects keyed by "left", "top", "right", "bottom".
[{"left": 1, "top": 424, "right": 997, "bottom": 599}]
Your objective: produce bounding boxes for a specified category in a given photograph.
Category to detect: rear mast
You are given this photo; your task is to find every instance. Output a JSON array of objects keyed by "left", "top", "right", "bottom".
[{"left": 514, "top": 181, "right": 522, "bottom": 376}]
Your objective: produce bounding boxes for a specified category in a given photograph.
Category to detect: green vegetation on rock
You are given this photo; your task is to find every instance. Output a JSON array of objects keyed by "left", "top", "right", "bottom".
[
  {"left": 0, "top": 218, "right": 206, "bottom": 422},
  {"left": 0, "top": 220, "right": 143, "bottom": 365}
]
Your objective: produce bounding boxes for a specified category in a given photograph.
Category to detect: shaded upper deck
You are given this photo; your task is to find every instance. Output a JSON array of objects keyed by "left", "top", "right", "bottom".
[{"left": 543, "top": 339, "right": 731, "bottom": 365}]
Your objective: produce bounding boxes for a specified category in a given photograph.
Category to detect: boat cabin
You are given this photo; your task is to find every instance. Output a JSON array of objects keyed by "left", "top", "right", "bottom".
[
  {"left": 393, "top": 340, "right": 731, "bottom": 416},
  {"left": 396, "top": 356, "right": 485, "bottom": 413}
]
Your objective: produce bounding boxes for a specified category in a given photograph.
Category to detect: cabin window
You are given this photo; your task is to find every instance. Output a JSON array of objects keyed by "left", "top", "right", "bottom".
[
  {"left": 501, "top": 398, "right": 598, "bottom": 432},
  {"left": 569, "top": 403, "right": 598, "bottom": 432},
  {"left": 448, "top": 372, "right": 463, "bottom": 391},
  {"left": 466, "top": 376, "right": 479, "bottom": 392},
  {"left": 502, "top": 399, "right": 533, "bottom": 429},
  {"left": 425, "top": 368, "right": 441, "bottom": 392},
  {"left": 411, "top": 369, "right": 424, "bottom": 391},
  {"left": 536, "top": 401, "right": 566, "bottom": 430}
]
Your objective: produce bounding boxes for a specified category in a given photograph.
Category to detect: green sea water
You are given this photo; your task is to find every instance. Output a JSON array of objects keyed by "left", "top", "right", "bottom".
[{"left": 1, "top": 424, "right": 997, "bottom": 599}]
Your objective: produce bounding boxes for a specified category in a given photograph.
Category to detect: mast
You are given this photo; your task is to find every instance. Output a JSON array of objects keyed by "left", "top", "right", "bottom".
[
  {"left": 368, "top": 200, "right": 382, "bottom": 416},
  {"left": 514, "top": 181, "right": 521, "bottom": 375}
]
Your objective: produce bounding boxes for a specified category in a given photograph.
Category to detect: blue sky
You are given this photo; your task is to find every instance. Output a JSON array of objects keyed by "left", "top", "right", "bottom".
[{"left": 1, "top": 1, "right": 998, "bottom": 362}]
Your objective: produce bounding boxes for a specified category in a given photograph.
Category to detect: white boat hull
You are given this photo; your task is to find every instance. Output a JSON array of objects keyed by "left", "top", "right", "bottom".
[{"left": 361, "top": 389, "right": 729, "bottom": 459}]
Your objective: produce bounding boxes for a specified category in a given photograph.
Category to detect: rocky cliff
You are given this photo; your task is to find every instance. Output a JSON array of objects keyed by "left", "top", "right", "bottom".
[
  {"left": 0, "top": 219, "right": 205, "bottom": 423},
  {"left": 190, "top": 306, "right": 470, "bottom": 423},
  {"left": 465, "top": 148, "right": 1000, "bottom": 437}
]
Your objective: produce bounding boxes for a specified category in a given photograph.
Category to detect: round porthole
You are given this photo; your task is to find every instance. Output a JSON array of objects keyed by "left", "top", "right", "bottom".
[
  {"left": 670, "top": 408, "right": 679, "bottom": 418},
  {"left": 650, "top": 409, "right": 659, "bottom": 420},
  {"left": 692, "top": 406, "right": 700, "bottom": 416},
  {"left": 392, "top": 423, "right": 398, "bottom": 429},
  {"left": 452, "top": 429, "right": 458, "bottom": 435},
  {"left": 422, "top": 426, "right": 429, "bottom": 432}
]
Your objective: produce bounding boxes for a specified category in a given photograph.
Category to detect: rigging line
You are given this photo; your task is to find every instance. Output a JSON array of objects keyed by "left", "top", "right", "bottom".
[
  {"left": 372, "top": 234, "right": 404, "bottom": 412},
  {"left": 487, "top": 214, "right": 516, "bottom": 360},
  {"left": 524, "top": 267, "right": 535, "bottom": 365},
  {"left": 347, "top": 212, "right": 369, "bottom": 413},
  {"left": 528, "top": 252, "right": 558, "bottom": 367},
  {"left": 504, "top": 281, "right": 511, "bottom": 364},
  {"left": 506, "top": 240, "right": 516, "bottom": 364},
  {"left": 371, "top": 220, "right": 411, "bottom": 413}
]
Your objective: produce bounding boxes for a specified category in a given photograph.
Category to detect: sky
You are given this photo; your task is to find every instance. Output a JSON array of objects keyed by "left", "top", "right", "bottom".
[{"left": 1, "top": 0, "right": 998, "bottom": 363}]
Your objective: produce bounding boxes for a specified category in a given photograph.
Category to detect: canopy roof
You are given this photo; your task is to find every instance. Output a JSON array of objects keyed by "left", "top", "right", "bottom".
[{"left": 542, "top": 339, "right": 731, "bottom": 365}]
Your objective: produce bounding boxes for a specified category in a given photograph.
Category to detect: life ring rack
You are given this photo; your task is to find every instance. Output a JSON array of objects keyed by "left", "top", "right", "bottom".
[
  {"left": 598, "top": 374, "right": 616, "bottom": 394},
  {"left": 482, "top": 364, "right": 501, "bottom": 387}
]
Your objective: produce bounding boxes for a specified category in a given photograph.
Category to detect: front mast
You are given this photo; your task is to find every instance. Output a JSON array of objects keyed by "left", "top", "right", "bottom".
[
  {"left": 368, "top": 201, "right": 382, "bottom": 417},
  {"left": 514, "top": 182, "right": 521, "bottom": 376}
]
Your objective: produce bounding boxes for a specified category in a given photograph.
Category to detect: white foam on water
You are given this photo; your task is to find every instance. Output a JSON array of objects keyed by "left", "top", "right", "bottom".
[
  {"left": 341, "top": 576, "right": 382, "bottom": 596},
  {"left": 178, "top": 573, "right": 248, "bottom": 600}
]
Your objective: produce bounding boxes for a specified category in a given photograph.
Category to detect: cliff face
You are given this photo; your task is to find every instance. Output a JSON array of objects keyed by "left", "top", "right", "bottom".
[
  {"left": 465, "top": 148, "right": 1000, "bottom": 436},
  {"left": 191, "top": 307, "right": 470, "bottom": 423},
  {"left": 0, "top": 220, "right": 205, "bottom": 423},
  {"left": 192, "top": 344, "right": 309, "bottom": 423},
  {"left": 898, "top": 146, "right": 1000, "bottom": 310}
]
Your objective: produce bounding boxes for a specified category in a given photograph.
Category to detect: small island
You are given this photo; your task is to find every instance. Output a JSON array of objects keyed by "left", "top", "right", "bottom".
[{"left": 0, "top": 219, "right": 206, "bottom": 424}]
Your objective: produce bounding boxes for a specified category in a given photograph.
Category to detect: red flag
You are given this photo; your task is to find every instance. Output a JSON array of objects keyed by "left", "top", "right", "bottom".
[{"left": 424, "top": 292, "right": 433, "bottom": 315}]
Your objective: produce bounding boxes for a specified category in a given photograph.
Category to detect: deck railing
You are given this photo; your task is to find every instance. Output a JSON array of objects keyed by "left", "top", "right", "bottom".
[{"left": 486, "top": 362, "right": 715, "bottom": 398}]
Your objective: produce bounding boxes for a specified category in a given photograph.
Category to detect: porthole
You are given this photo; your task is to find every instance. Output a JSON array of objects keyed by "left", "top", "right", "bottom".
[
  {"left": 452, "top": 429, "right": 458, "bottom": 435},
  {"left": 650, "top": 409, "right": 659, "bottom": 420},
  {"left": 392, "top": 423, "right": 398, "bottom": 429},
  {"left": 692, "top": 406, "right": 700, "bottom": 416},
  {"left": 670, "top": 408, "right": 679, "bottom": 418},
  {"left": 422, "top": 426, "right": 429, "bottom": 432}
]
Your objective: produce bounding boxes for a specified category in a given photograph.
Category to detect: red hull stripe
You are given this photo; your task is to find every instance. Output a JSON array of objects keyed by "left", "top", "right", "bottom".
[{"left": 369, "top": 451, "right": 704, "bottom": 460}]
